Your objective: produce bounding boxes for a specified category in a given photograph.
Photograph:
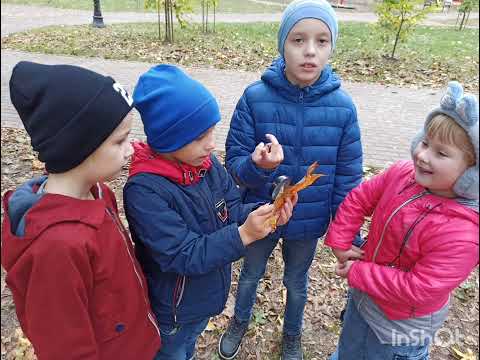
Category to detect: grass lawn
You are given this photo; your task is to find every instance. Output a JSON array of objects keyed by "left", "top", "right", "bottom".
[
  {"left": 0, "top": 0, "right": 285, "bottom": 13},
  {"left": 2, "top": 21, "right": 478, "bottom": 90}
]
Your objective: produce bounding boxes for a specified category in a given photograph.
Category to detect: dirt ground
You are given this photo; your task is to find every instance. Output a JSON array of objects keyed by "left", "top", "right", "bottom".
[{"left": 1, "top": 127, "right": 478, "bottom": 360}]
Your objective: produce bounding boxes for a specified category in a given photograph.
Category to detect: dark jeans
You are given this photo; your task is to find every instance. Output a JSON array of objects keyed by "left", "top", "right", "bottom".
[
  {"left": 154, "top": 318, "right": 209, "bottom": 360},
  {"left": 330, "top": 298, "right": 430, "bottom": 360},
  {"left": 234, "top": 236, "right": 319, "bottom": 336}
]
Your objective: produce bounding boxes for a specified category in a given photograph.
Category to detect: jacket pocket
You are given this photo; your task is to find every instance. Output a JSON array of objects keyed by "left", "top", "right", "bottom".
[
  {"left": 392, "top": 346, "right": 429, "bottom": 360},
  {"left": 96, "top": 317, "right": 130, "bottom": 343},
  {"left": 159, "top": 322, "right": 181, "bottom": 337},
  {"left": 172, "top": 275, "right": 186, "bottom": 321},
  {"left": 93, "top": 292, "right": 130, "bottom": 343}
]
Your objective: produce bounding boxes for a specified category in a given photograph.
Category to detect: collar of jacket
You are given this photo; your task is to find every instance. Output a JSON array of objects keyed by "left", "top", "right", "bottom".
[
  {"left": 261, "top": 57, "right": 341, "bottom": 100},
  {"left": 128, "top": 142, "right": 212, "bottom": 185}
]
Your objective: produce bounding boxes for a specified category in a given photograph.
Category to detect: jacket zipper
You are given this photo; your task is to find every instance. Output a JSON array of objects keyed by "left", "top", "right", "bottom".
[
  {"left": 171, "top": 180, "right": 215, "bottom": 324},
  {"left": 172, "top": 275, "right": 186, "bottom": 323},
  {"left": 296, "top": 90, "right": 305, "bottom": 183},
  {"left": 203, "top": 181, "right": 229, "bottom": 309},
  {"left": 199, "top": 176, "right": 229, "bottom": 312},
  {"left": 372, "top": 191, "right": 428, "bottom": 262},
  {"left": 105, "top": 208, "right": 161, "bottom": 336}
]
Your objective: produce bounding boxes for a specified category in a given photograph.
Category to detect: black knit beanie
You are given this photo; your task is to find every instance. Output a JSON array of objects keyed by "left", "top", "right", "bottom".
[{"left": 9, "top": 61, "right": 134, "bottom": 173}]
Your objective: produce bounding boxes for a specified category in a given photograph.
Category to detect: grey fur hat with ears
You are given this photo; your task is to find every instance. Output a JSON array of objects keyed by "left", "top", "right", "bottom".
[{"left": 410, "top": 81, "right": 479, "bottom": 200}]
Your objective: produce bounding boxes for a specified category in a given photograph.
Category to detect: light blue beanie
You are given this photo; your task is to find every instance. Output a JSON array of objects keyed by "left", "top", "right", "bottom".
[
  {"left": 278, "top": 0, "right": 339, "bottom": 57},
  {"left": 133, "top": 64, "right": 221, "bottom": 153},
  {"left": 410, "top": 81, "right": 479, "bottom": 200}
]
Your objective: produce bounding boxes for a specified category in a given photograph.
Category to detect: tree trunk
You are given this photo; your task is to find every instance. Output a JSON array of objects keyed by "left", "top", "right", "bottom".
[
  {"left": 206, "top": 1, "right": 209, "bottom": 33},
  {"left": 169, "top": 0, "right": 174, "bottom": 42},
  {"left": 202, "top": 0, "right": 205, "bottom": 33},
  {"left": 213, "top": 2, "right": 216, "bottom": 33},
  {"left": 157, "top": 0, "right": 161, "bottom": 40},
  {"left": 459, "top": 11, "right": 466, "bottom": 30},
  {"left": 164, "top": 0, "right": 169, "bottom": 42},
  {"left": 391, "top": 14, "right": 404, "bottom": 58},
  {"left": 164, "top": 0, "right": 174, "bottom": 43}
]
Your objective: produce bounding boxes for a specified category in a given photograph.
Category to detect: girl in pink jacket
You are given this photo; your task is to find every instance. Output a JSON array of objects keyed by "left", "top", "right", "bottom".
[{"left": 326, "top": 81, "right": 478, "bottom": 360}]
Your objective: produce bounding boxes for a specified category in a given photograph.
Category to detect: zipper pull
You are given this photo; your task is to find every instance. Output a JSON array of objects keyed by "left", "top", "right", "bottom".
[{"left": 299, "top": 92, "right": 304, "bottom": 103}]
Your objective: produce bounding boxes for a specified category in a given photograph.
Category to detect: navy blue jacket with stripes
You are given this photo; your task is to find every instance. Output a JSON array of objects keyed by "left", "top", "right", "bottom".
[{"left": 124, "top": 153, "right": 257, "bottom": 325}]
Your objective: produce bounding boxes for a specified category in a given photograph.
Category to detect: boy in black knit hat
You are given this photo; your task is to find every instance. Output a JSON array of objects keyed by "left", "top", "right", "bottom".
[{"left": 1, "top": 61, "right": 161, "bottom": 360}]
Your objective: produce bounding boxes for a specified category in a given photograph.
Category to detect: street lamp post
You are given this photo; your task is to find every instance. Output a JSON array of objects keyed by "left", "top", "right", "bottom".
[{"left": 92, "top": 0, "right": 105, "bottom": 28}]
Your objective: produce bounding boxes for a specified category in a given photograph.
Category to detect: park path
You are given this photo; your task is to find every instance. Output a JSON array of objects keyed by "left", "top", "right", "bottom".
[{"left": 1, "top": 3, "right": 473, "bottom": 167}]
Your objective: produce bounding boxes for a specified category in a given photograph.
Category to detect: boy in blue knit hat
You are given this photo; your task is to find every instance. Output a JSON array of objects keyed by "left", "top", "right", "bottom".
[
  {"left": 219, "top": 0, "right": 363, "bottom": 359},
  {"left": 123, "top": 64, "right": 297, "bottom": 360}
]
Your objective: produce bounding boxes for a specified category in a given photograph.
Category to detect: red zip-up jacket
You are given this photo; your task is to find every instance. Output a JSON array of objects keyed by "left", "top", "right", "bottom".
[
  {"left": 325, "top": 160, "right": 479, "bottom": 320},
  {"left": 1, "top": 180, "right": 161, "bottom": 360}
]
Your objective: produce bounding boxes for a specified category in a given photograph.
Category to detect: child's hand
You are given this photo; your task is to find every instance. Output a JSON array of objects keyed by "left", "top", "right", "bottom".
[
  {"left": 276, "top": 193, "right": 298, "bottom": 226},
  {"left": 252, "top": 134, "right": 284, "bottom": 170},
  {"left": 335, "top": 260, "right": 355, "bottom": 278},
  {"left": 332, "top": 245, "right": 364, "bottom": 264},
  {"left": 239, "top": 204, "right": 275, "bottom": 246}
]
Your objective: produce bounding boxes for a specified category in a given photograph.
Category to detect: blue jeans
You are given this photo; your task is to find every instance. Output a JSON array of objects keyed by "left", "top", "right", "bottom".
[
  {"left": 234, "top": 236, "right": 319, "bottom": 336},
  {"left": 154, "top": 318, "right": 209, "bottom": 360},
  {"left": 330, "top": 297, "right": 430, "bottom": 360}
]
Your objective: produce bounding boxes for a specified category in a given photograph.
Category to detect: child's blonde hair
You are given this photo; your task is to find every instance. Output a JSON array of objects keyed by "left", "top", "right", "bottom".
[{"left": 426, "top": 114, "right": 476, "bottom": 166}]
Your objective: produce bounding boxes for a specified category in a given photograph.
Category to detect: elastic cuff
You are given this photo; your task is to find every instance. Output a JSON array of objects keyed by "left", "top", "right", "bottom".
[
  {"left": 246, "top": 156, "right": 276, "bottom": 180},
  {"left": 347, "top": 261, "right": 360, "bottom": 287}
]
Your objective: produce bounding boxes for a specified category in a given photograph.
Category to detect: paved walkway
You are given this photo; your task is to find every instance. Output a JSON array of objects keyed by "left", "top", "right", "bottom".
[
  {"left": 1, "top": 50, "right": 444, "bottom": 167},
  {"left": 1, "top": 3, "right": 476, "bottom": 167}
]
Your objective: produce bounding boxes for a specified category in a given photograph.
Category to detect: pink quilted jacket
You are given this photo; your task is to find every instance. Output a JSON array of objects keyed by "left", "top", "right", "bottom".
[{"left": 325, "top": 160, "right": 479, "bottom": 320}]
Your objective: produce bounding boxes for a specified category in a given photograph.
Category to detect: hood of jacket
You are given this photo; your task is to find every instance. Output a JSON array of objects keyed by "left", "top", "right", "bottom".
[
  {"left": 261, "top": 57, "right": 341, "bottom": 101},
  {"left": 128, "top": 142, "right": 212, "bottom": 185},
  {"left": 7, "top": 176, "right": 47, "bottom": 237},
  {"left": 2, "top": 178, "right": 109, "bottom": 272}
]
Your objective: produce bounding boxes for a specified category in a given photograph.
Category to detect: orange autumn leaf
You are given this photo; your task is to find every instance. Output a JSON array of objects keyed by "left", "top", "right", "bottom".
[{"left": 268, "top": 162, "right": 325, "bottom": 231}]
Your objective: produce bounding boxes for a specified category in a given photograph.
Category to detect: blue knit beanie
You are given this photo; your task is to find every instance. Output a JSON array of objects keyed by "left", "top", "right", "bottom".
[
  {"left": 133, "top": 64, "right": 221, "bottom": 153},
  {"left": 410, "top": 81, "right": 479, "bottom": 200},
  {"left": 278, "top": 0, "right": 338, "bottom": 57}
]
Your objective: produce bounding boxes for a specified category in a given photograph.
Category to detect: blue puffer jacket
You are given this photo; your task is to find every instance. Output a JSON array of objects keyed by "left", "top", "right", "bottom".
[
  {"left": 226, "top": 58, "right": 363, "bottom": 241},
  {"left": 124, "top": 156, "right": 257, "bottom": 324}
]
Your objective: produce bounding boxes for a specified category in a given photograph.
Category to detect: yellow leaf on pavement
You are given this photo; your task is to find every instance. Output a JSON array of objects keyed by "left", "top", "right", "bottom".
[
  {"left": 450, "top": 346, "right": 477, "bottom": 360},
  {"left": 32, "top": 159, "right": 44, "bottom": 172}
]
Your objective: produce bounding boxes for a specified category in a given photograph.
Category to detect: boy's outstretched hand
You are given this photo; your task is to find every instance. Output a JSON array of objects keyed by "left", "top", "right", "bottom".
[
  {"left": 252, "top": 134, "right": 284, "bottom": 170},
  {"left": 239, "top": 194, "right": 298, "bottom": 247},
  {"left": 239, "top": 204, "right": 275, "bottom": 246},
  {"left": 332, "top": 245, "right": 364, "bottom": 264}
]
